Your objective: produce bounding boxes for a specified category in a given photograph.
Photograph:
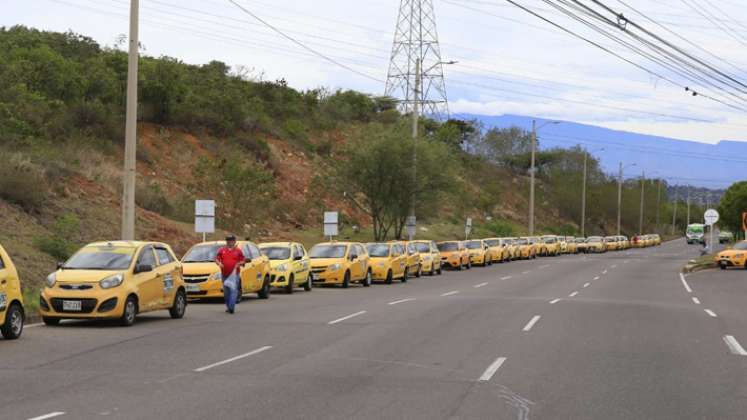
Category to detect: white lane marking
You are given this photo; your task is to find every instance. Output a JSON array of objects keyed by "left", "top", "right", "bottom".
[
  {"left": 538, "top": 264, "right": 549, "bottom": 269},
  {"left": 568, "top": 291, "right": 579, "bottom": 297},
  {"left": 523, "top": 315, "right": 541, "bottom": 332},
  {"left": 194, "top": 346, "right": 273, "bottom": 372},
  {"left": 723, "top": 335, "right": 747, "bottom": 356},
  {"left": 441, "top": 290, "right": 459, "bottom": 297},
  {"left": 521, "top": 270, "right": 531, "bottom": 274},
  {"left": 473, "top": 282, "right": 489, "bottom": 288},
  {"left": 500, "top": 276, "right": 512, "bottom": 280},
  {"left": 27, "top": 413, "right": 66, "bottom": 420},
  {"left": 704, "top": 309, "right": 718, "bottom": 318},
  {"left": 602, "top": 270, "right": 608, "bottom": 274},
  {"left": 549, "top": 298, "right": 561, "bottom": 304},
  {"left": 680, "top": 273, "right": 692, "bottom": 293},
  {"left": 583, "top": 282, "right": 590, "bottom": 288},
  {"left": 25, "top": 323, "right": 44, "bottom": 328},
  {"left": 611, "top": 264, "right": 617, "bottom": 268},
  {"left": 388, "top": 298, "right": 416, "bottom": 305},
  {"left": 328, "top": 311, "right": 367, "bottom": 325},
  {"left": 478, "top": 357, "right": 507, "bottom": 381},
  {"left": 593, "top": 276, "right": 600, "bottom": 281},
  {"left": 692, "top": 297, "right": 701, "bottom": 305}
]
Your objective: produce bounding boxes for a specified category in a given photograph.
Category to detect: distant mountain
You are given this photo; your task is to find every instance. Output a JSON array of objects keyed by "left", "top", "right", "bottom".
[{"left": 456, "top": 113, "right": 745, "bottom": 190}]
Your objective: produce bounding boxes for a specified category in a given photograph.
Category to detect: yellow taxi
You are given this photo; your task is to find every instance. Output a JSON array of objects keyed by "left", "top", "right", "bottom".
[
  {"left": 557, "top": 236, "right": 569, "bottom": 254},
  {"left": 181, "top": 241, "right": 272, "bottom": 300},
  {"left": 366, "top": 242, "right": 407, "bottom": 284},
  {"left": 586, "top": 236, "right": 606, "bottom": 253},
  {"left": 564, "top": 236, "right": 578, "bottom": 254},
  {"left": 465, "top": 239, "right": 491, "bottom": 266},
  {"left": 437, "top": 241, "right": 471, "bottom": 270},
  {"left": 541, "top": 235, "right": 561, "bottom": 256},
  {"left": 40, "top": 241, "right": 187, "bottom": 327},
  {"left": 512, "top": 237, "right": 535, "bottom": 259},
  {"left": 0, "top": 244, "right": 24, "bottom": 340},
  {"left": 575, "top": 237, "right": 589, "bottom": 254},
  {"left": 259, "top": 242, "right": 311, "bottom": 294},
  {"left": 604, "top": 236, "right": 620, "bottom": 252},
  {"left": 503, "top": 238, "right": 522, "bottom": 260},
  {"left": 525, "top": 237, "right": 547, "bottom": 257},
  {"left": 308, "top": 242, "right": 372, "bottom": 288},
  {"left": 402, "top": 242, "right": 424, "bottom": 278},
  {"left": 484, "top": 238, "right": 508, "bottom": 263},
  {"left": 652, "top": 234, "right": 662, "bottom": 246},
  {"left": 716, "top": 241, "right": 747, "bottom": 269},
  {"left": 411, "top": 240, "right": 443, "bottom": 275}
]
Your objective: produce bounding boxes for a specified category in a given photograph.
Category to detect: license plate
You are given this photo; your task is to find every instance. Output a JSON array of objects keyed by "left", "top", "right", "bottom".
[
  {"left": 62, "top": 300, "right": 82, "bottom": 311},
  {"left": 311, "top": 273, "right": 319, "bottom": 280},
  {"left": 186, "top": 284, "right": 201, "bottom": 293}
]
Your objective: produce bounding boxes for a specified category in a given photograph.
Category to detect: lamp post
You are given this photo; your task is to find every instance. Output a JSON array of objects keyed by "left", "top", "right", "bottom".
[
  {"left": 581, "top": 147, "right": 604, "bottom": 237},
  {"left": 529, "top": 120, "right": 561, "bottom": 235},
  {"left": 617, "top": 162, "right": 636, "bottom": 235}
]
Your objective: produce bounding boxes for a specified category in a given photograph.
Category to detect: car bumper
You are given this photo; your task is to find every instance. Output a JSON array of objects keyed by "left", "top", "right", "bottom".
[
  {"left": 469, "top": 254, "right": 485, "bottom": 264},
  {"left": 442, "top": 257, "right": 462, "bottom": 268},
  {"left": 40, "top": 289, "right": 128, "bottom": 319},
  {"left": 371, "top": 265, "right": 391, "bottom": 280},
  {"left": 183, "top": 279, "right": 225, "bottom": 298},
  {"left": 310, "top": 270, "right": 344, "bottom": 284}
]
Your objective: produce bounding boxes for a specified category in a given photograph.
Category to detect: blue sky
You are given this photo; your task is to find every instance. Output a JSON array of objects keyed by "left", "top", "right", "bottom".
[{"left": 5, "top": 0, "right": 747, "bottom": 144}]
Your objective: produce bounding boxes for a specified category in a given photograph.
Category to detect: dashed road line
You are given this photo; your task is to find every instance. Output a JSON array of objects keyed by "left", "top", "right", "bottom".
[
  {"left": 723, "top": 335, "right": 747, "bottom": 356},
  {"left": 602, "top": 270, "right": 608, "bottom": 274},
  {"left": 194, "top": 346, "right": 273, "bottom": 372},
  {"left": 523, "top": 315, "right": 541, "bottom": 332},
  {"left": 27, "top": 413, "right": 66, "bottom": 420},
  {"left": 611, "top": 264, "right": 617, "bottom": 268},
  {"left": 441, "top": 290, "right": 459, "bottom": 297},
  {"left": 328, "top": 311, "right": 367, "bottom": 325},
  {"left": 549, "top": 298, "right": 561, "bottom": 304},
  {"left": 569, "top": 291, "right": 579, "bottom": 297},
  {"left": 478, "top": 357, "right": 507, "bottom": 381},
  {"left": 593, "top": 276, "right": 600, "bottom": 280},
  {"left": 538, "top": 264, "right": 549, "bottom": 269},
  {"left": 473, "top": 282, "right": 489, "bottom": 288},
  {"left": 704, "top": 309, "right": 718, "bottom": 318},
  {"left": 680, "top": 273, "right": 692, "bottom": 293},
  {"left": 692, "top": 297, "right": 701, "bottom": 305},
  {"left": 521, "top": 270, "right": 531, "bottom": 274},
  {"left": 388, "top": 298, "right": 416, "bottom": 305},
  {"left": 583, "top": 282, "right": 590, "bottom": 288},
  {"left": 500, "top": 276, "right": 512, "bottom": 280}
]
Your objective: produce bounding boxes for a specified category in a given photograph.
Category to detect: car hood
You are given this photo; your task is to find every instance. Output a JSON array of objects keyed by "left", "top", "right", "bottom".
[
  {"left": 182, "top": 262, "right": 219, "bottom": 275},
  {"left": 268, "top": 259, "right": 292, "bottom": 269},
  {"left": 310, "top": 258, "right": 344, "bottom": 267},
  {"left": 54, "top": 269, "right": 122, "bottom": 283},
  {"left": 718, "top": 250, "right": 744, "bottom": 257}
]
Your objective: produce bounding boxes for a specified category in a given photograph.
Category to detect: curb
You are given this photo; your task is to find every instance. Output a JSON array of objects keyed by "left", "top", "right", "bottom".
[{"left": 682, "top": 261, "right": 717, "bottom": 274}]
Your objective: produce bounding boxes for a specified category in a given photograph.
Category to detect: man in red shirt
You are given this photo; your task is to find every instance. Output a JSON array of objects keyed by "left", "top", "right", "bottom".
[{"left": 215, "top": 235, "right": 245, "bottom": 314}]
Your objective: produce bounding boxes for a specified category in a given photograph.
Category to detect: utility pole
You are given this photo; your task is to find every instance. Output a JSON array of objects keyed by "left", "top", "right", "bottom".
[
  {"left": 671, "top": 187, "right": 678, "bottom": 235},
  {"left": 655, "top": 179, "right": 662, "bottom": 233},
  {"left": 529, "top": 119, "right": 537, "bottom": 236},
  {"left": 121, "top": 0, "right": 139, "bottom": 240},
  {"left": 639, "top": 170, "right": 645, "bottom": 235},
  {"left": 581, "top": 150, "right": 588, "bottom": 237},
  {"left": 686, "top": 187, "right": 691, "bottom": 225},
  {"left": 408, "top": 58, "right": 420, "bottom": 240},
  {"left": 617, "top": 162, "right": 623, "bottom": 236}
]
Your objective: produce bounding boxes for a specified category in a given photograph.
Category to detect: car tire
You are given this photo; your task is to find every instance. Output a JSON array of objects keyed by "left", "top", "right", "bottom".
[
  {"left": 720, "top": 264, "right": 726, "bottom": 270},
  {"left": 42, "top": 317, "right": 60, "bottom": 326},
  {"left": 303, "top": 274, "right": 312, "bottom": 291},
  {"left": 385, "top": 270, "right": 393, "bottom": 285},
  {"left": 402, "top": 268, "right": 409, "bottom": 283},
  {"left": 1, "top": 303, "right": 24, "bottom": 340},
  {"left": 363, "top": 270, "right": 372, "bottom": 287},
  {"left": 120, "top": 296, "right": 138, "bottom": 327},
  {"left": 467, "top": 260, "right": 472, "bottom": 270},
  {"left": 169, "top": 290, "right": 187, "bottom": 319},
  {"left": 429, "top": 263, "right": 435, "bottom": 276},
  {"left": 286, "top": 275, "right": 295, "bottom": 294},
  {"left": 258, "top": 276, "right": 271, "bottom": 299},
  {"left": 457, "top": 262, "right": 463, "bottom": 271},
  {"left": 415, "top": 264, "right": 422, "bottom": 278},
  {"left": 342, "top": 271, "right": 350, "bottom": 288},
  {"left": 437, "top": 264, "right": 442, "bottom": 275}
]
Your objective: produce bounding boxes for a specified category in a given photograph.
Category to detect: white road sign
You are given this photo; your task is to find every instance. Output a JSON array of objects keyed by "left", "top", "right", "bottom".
[
  {"left": 323, "top": 211, "right": 339, "bottom": 237},
  {"left": 195, "top": 200, "right": 215, "bottom": 234},
  {"left": 704, "top": 209, "right": 719, "bottom": 226}
]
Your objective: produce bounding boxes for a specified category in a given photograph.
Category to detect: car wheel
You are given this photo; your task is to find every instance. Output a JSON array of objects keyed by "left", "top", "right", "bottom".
[
  {"left": 385, "top": 270, "right": 393, "bottom": 285},
  {"left": 258, "top": 276, "right": 271, "bottom": 299},
  {"left": 120, "top": 296, "right": 138, "bottom": 327},
  {"left": 402, "top": 268, "right": 409, "bottom": 283},
  {"left": 415, "top": 264, "right": 422, "bottom": 278},
  {"left": 720, "top": 264, "right": 726, "bottom": 270},
  {"left": 467, "top": 260, "right": 472, "bottom": 270},
  {"left": 303, "top": 274, "right": 312, "bottom": 291},
  {"left": 42, "top": 317, "right": 60, "bottom": 326},
  {"left": 429, "top": 263, "right": 435, "bottom": 276},
  {"left": 342, "top": 271, "right": 350, "bottom": 288},
  {"left": 1, "top": 303, "right": 24, "bottom": 340},
  {"left": 457, "top": 262, "right": 463, "bottom": 271},
  {"left": 286, "top": 275, "right": 295, "bottom": 294},
  {"left": 169, "top": 290, "right": 187, "bottom": 319},
  {"left": 437, "top": 264, "right": 442, "bottom": 275},
  {"left": 363, "top": 270, "right": 372, "bottom": 287}
]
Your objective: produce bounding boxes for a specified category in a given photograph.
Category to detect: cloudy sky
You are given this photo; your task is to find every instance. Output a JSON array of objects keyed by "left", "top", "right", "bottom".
[{"left": 5, "top": 0, "right": 747, "bottom": 144}]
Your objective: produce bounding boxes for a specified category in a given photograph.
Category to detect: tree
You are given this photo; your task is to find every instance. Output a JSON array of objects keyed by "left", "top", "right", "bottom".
[{"left": 718, "top": 181, "right": 747, "bottom": 235}]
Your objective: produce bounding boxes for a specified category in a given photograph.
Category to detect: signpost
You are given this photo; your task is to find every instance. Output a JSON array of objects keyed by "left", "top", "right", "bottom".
[
  {"left": 406, "top": 216, "right": 417, "bottom": 241},
  {"left": 195, "top": 200, "right": 215, "bottom": 242},
  {"left": 742, "top": 211, "right": 747, "bottom": 240},
  {"left": 704, "top": 208, "right": 719, "bottom": 252},
  {"left": 465, "top": 217, "right": 473, "bottom": 240},
  {"left": 323, "top": 211, "right": 339, "bottom": 241}
]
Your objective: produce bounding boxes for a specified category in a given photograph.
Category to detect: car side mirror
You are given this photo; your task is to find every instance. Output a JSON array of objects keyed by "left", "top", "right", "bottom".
[
  {"left": 349, "top": 255, "right": 357, "bottom": 261},
  {"left": 294, "top": 255, "right": 303, "bottom": 261},
  {"left": 57, "top": 261, "right": 65, "bottom": 270},
  {"left": 134, "top": 264, "right": 153, "bottom": 274}
]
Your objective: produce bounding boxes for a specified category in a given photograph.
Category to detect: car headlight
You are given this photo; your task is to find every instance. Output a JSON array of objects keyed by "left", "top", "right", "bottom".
[
  {"left": 328, "top": 263, "right": 342, "bottom": 272},
  {"left": 46, "top": 272, "right": 57, "bottom": 288},
  {"left": 276, "top": 263, "right": 289, "bottom": 272},
  {"left": 100, "top": 273, "right": 124, "bottom": 289},
  {"left": 734, "top": 254, "right": 744, "bottom": 259},
  {"left": 209, "top": 272, "right": 222, "bottom": 281}
]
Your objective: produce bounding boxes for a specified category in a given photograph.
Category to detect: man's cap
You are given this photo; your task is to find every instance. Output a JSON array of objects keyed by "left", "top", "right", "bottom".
[{"left": 226, "top": 234, "right": 237, "bottom": 241}]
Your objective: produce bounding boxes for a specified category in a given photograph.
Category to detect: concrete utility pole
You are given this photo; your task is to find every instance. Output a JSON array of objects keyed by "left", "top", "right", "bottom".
[
  {"left": 639, "top": 170, "right": 645, "bottom": 235},
  {"left": 121, "top": 0, "right": 139, "bottom": 240},
  {"left": 671, "top": 187, "right": 678, "bottom": 235},
  {"left": 686, "top": 187, "right": 691, "bottom": 225},
  {"left": 655, "top": 179, "right": 662, "bottom": 232},
  {"left": 617, "top": 162, "right": 636, "bottom": 235},
  {"left": 529, "top": 120, "right": 537, "bottom": 236},
  {"left": 581, "top": 147, "right": 603, "bottom": 237},
  {"left": 408, "top": 58, "right": 420, "bottom": 241}
]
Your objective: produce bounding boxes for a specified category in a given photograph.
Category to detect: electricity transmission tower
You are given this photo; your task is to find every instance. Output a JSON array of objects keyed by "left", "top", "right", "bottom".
[{"left": 385, "top": 0, "right": 451, "bottom": 120}]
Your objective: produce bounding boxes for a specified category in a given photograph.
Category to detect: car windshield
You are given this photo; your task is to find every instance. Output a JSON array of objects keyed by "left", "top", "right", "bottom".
[
  {"left": 260, "top": 247, "right": 291, "bottom": 260},
  {"left": 438, "top": 242, "right": 458, "bottom": 251},
  {"left": 485, "top": 239, "right": 499, "bottom": 247},
  {"left": 587, "top": 237, "right": 602, "bottom": 242},
  {"left": 543, "top": 237, "right": 556, "bottom": 243},
  {"left": 64, "top": 246, "right": 135, "bottom": 270},
  {"left": 465, "top": 241, "right": 482, "bottom": 249},
  {"left": 366, "top": 244, "right": 390, "bottom": 257},
  {"left": 733, "top": 242, "right": 747, "bottom": 250},
  {"left": 687, "top": 225, "right": 705, "bottom": 234},
  {"left": 309, "top": 245, "right": 348, "bottom": 258},
  {"left": 415, "top": 243, "right": 431, "bottom": 253},
  {"left": 515, "top": 239, "right": 528, "bottom": 245},
  {"left": 182, "top": 244, "right": 223, "bottom": 262}
]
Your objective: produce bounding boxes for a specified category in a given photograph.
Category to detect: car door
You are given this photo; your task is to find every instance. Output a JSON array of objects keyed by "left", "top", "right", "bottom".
[
  {"left": 347, "top": 245, "right": 362, "bottom": 280},
  {"left": 393, "top": 244, "right": 406, "bottom": 276},
  {"left": 356, "top": 245, "right": 369, "bottom": 279},
  {"left": 0, "top": 251, "right": 8, "bottom": 321},
  {"left": 240, "top": 244, "right": 261, "bottom": 293},
  {"left": 154, "top": 246, "right": 179, "bottom": 309},
  {"left": 132, "top": 246, "right": 162, "bottom": 312},
  {"left": 294, "top": 244, "right": 310, "bottom": 281}
]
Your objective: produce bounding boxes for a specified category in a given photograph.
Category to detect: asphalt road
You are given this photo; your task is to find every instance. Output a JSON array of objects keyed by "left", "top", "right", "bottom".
[{"left": 3, "top": 239, "right": 747, "bottom": 420}]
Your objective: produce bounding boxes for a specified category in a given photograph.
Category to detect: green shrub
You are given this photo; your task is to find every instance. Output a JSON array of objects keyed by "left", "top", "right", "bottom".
[
  {"left": 33, "top": 213, "right": 80, "bottom": 260},
  {"left": 136, "top": 183, "right": 173, "bottom": 214},
  {"left": 0, "top": 154, "right": 47, "bottom": 211},
  {"left": 234, "top": 133, "right": 271, "bottom": 162},
  {"left": 483, "top": 219, "right": 515, "bottom": 237}
]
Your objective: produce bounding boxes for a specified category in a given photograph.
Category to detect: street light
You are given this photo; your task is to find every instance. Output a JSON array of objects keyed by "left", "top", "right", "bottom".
[
  {"left": 617, "top": 162, "right": 636, "bottom": 235},
  {"left": 529, "top": 119, "right": 562, "bottom": 235},
  {"left": 581, "top": 147, "right": 604, "bottom": 237}
]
